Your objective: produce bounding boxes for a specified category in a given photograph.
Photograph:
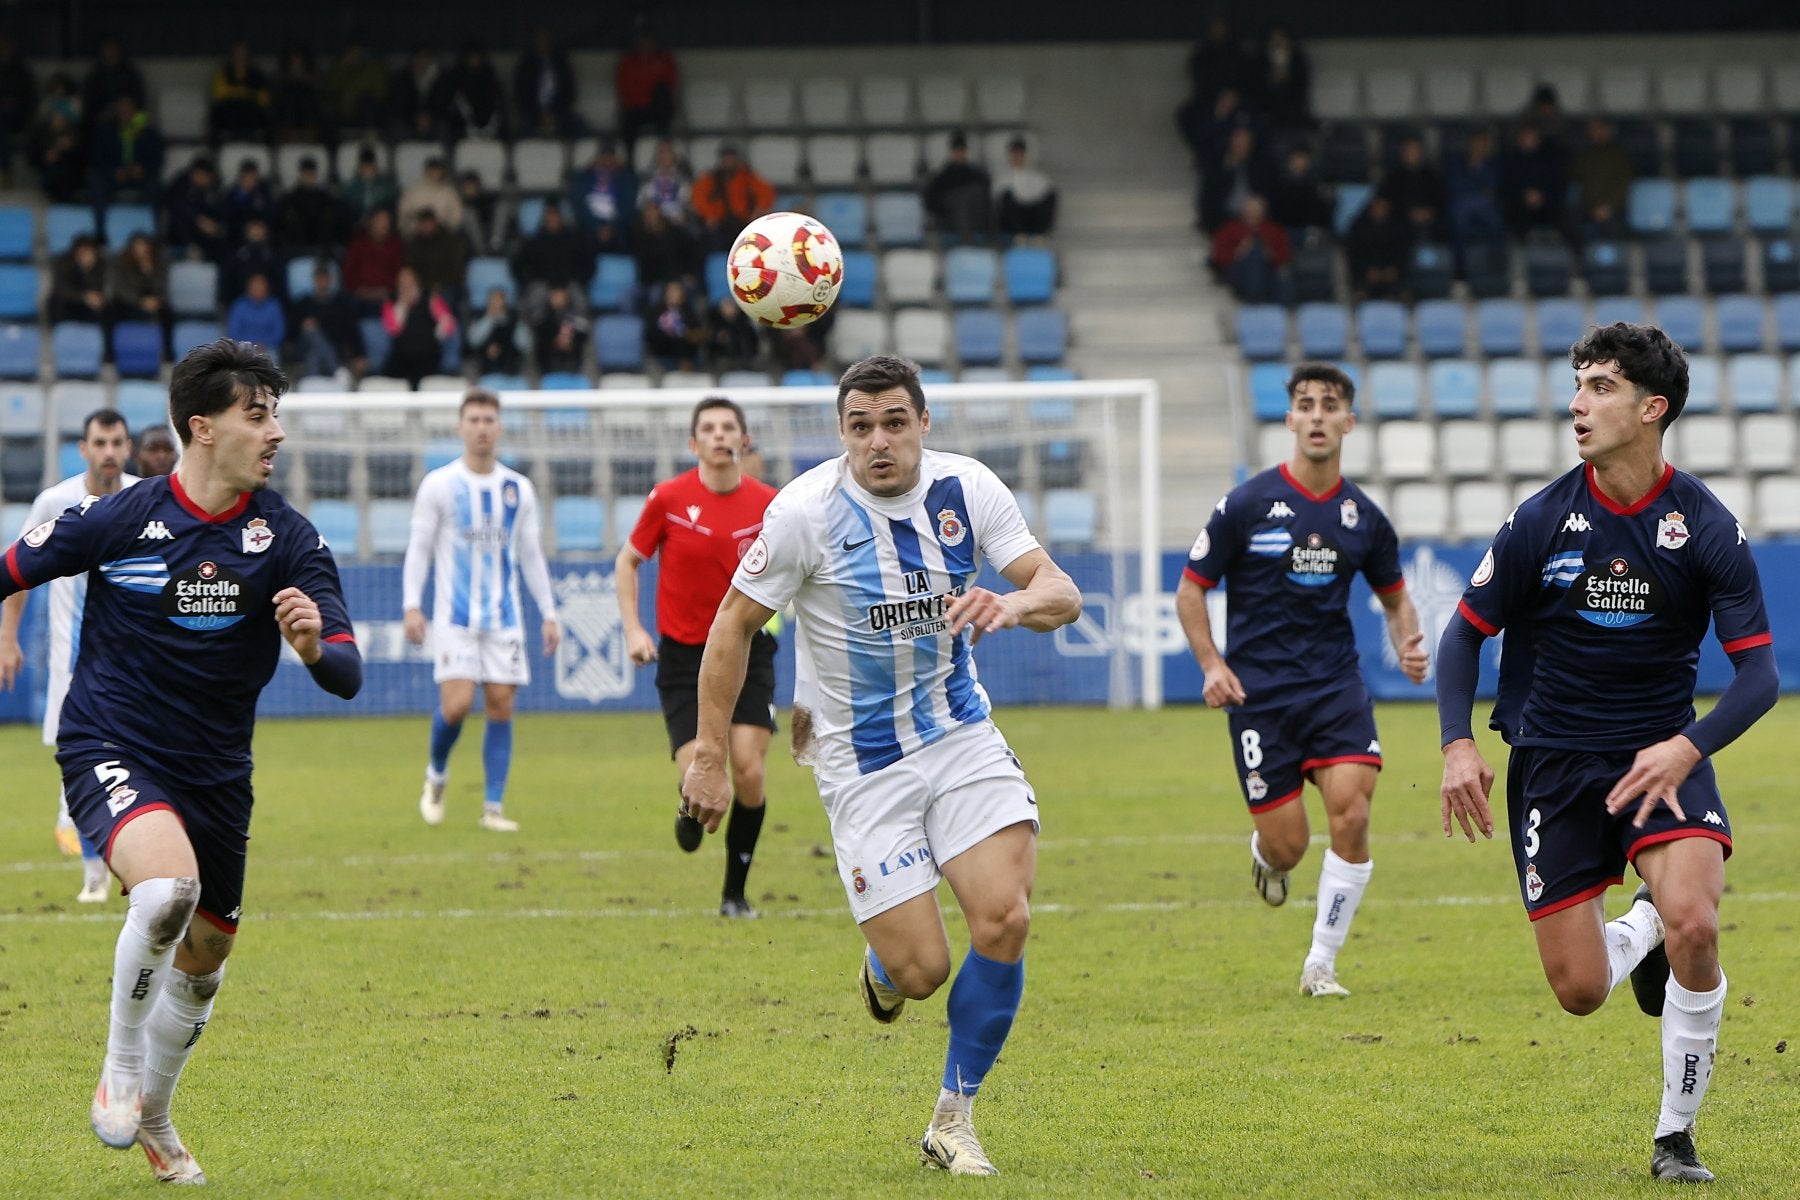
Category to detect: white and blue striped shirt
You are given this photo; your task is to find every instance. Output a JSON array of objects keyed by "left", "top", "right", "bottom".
[
  {"left": 734, "top": 449, "right": 1039, "bottom": 781},
  {"left": 404, "top": 460, "right": 555, "bottom": 632}
]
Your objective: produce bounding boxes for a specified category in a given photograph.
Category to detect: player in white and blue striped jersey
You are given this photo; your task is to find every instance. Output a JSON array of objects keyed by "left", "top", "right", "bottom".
[
  {"left": 403, "top": 389, "right": 559, "bottom": 832},
  {"left": 682, "top": 356, "right": 1082, "bottom": 1176}
]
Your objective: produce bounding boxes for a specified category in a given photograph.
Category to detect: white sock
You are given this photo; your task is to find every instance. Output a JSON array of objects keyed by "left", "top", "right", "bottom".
[
  {"left": 1250, "top": 831, "right": 1276, "bottom": 873},
  {"left": 1305, "top": 850, "right": 1372, "bottom": 970},
  {"left": 105, "top": 878, "right": 197, "bottom": 1082},
  {"left": 1656, "top": 971, "right": 1725, "bottom": 1139},
  {"left": 83, "top": 857, "right": 111, "bottom": 894},
  {"left": 935, "top": 1087, "right": 972, "bottom": 1119},
  {"left": 1604, "top": 898, "right": 1663, "bottom": 993},
  {"left": 57, "top": 787, "right": 74, "bottom": 824},
  {"left": 139, "top": 965, "right": 225, "bottom": 1132},
  {"left": 426, "top": 766, "right": 448, "bottom": 786}
]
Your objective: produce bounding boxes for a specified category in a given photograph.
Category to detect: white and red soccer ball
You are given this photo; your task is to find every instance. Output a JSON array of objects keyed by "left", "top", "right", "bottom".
[{"left": 726, "top": 211, "right": 844, "bottom": 327}]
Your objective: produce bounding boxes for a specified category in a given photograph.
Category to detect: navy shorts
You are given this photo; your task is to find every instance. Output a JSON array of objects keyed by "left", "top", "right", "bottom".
[
  {"left": 1224, "top": 682, "right": 1382, "bottom": 813},
  {"left": 60, "top": 743, "right": 252, "bottom": 934},
  {"left": 656, "top": 630, "right": 778, "bottom": 757},
  {"left": 1505, "top": 744, "right": 1732, "bottom": 921}
]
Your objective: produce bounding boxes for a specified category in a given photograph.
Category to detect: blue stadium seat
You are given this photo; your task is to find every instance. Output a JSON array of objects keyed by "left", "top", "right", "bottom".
[
  {"left": 609, "top": 495, "right": 647, "bottom": 543},
  {"left": 1427, "top": 359, "right": 1481, "bottom": 419},
  {"left": 465, "top": 256, "right": 514, "bottom": 305},
  {"left": 421, "top": 439, "right": 462, "bottom": 471},
  {"left": 1249, "top": 362, "right": 1290, "bottom": 421},
  {"left": 1235, "top": 305, "right": 1288, "bottom": 361},
  {"left": 112, "top": 321, "right": 163, "bottom": 378},
  {"left": 1726, "top": 353, "right": 1780, "bottom": 414},
  {"left": 1025, "top": 366, "right": 1077, "bottom": 382},
  {"left": 588, "top": 255, "right": 637, "bottom": 312},
  {"left": 1368, "top": 361, "right": 1423, "bottom": 418},
  {"left": 953, "top": 308, "right": 1004, "bottom": 366},
  {"left": 1410, "top": 243, "right": 1453, "bottom": 301},
  {"left": 1642, "top": 238, "right": 1690, "bottom": 295},
  {"left": 58, "top": 440, "right": 84, "bottom": 477},
  {"left": 0, "top": 324, "right": 40, "bottom": 379},
  {"left": 102, "top": 204, "right": 156, "bottom": 248},
  {"left": 172, "top": 319, "right": 222, "bottom": 357},
  {"left": 1593, "top": 296, "right": 1647, "bottom": 329},
  {"left": 1655, "top": 296, "right": 1705, "bottom": 351},
  {"left": 45, "top": 205, "right": 94, "bottom": 255},
  {"left": 704, "top": 251, "right": 730, "bottom": 305},
  {"left": 1014, "top": 307, "right": 1067, "bottom": 365},
  {"left": 1462, "top": 241, "right": 1512, "bottom": 299},
  {"left": 478, "top": 373, "right": 529, "bottom": 392},
  {"left": 1289, "top": 243, "right": 1336, "bottom": 304},
  {"left": 307, "top": 499, "right": 361, "bottom": 556},
  {"left": 1319, "top": 124, "right": 1371, "bottom": 184},
  {"left": 1684, "top": 354, "right": 1722, "bottom": 413},
  {"left": 1001, "top": 247, "right": 1056, "bottom": 305},
  {"left": 1714, "top": 294, "right": 1766, "bottom": 353},
  {"left": 1043, "top": 489, "right": 1098, "bottom": 549},
  {"left": 169, "top": 261, "right": 218, "bottom": 316},
  {"left": 367, "top": 500, "right": 413, "bottom": 556},
  {"left": 1475, "top": 300, "right": 1526, "bottom": 357},
  {"left": 813, "top": 192, "right": 867, "bottom": 248},
  {"left": 359, "top": 317, "right": 389, "bottom": 373},
  {"left": 1535, "top": 299, "right": 1586, "bottom": 358},
  {"left": 1581, "top": 241, "right": 1630, "bottom": 296},
  {"left": 1415, "top": 300, "right": 1466, "bottom": 358},
  {"left": 515, "top": 197, "right": 551, "bottom": 237},
  {"left": 944, "top": 247, "right": 998, "bottom": 306},
  {"left": 838, "top": 249, "right": 876, "bottom": 308},
  {"left": 780, "top": 369, "right": 833, "bottom": 386},
  {"left": 1701, "top": 239, "right": 1747, "bottom": 294},
  {"left": 51, "top": 323, "right": 104, "bottom": 378},
  {"left": 0, "top": 206, "right": 32, "bottom": 260},
  {"left": 1332, "top": 183, "right": 1373, "bottom": 237},
  {"left": 285, "top": 256, "right": 338, "bottom": 299},
  {"left": 1728, "top": 117, "right": 1779, "bottom": 177},
  {"left": 1671, "top": 120, "right": 1722, "bottom": 179},
  {"left": 1773, "top": 295, "right": 1800, "bottom": 352},
  {"left": 872, "top": 192, "right": 925, "bottom": 247},
  {"left": 2, "top": 440, "right": 45, "bottom": 502},
  {"left": 1523, "top": 239, "right": 1574, "bottom": 297},
  {"left": 1744, "top": 177, "right": 1794, "bottom": 237},
  {"left": 0, "top": 381, "right": 45, "bottom": 433},
  {"left": 1355, "top": 300, "right": 1407, "bottom": 359},
  {"left": 1626, "top": 179, "right": 1677, "bottom": 236},
  {"left": 115, "top": 380, "right": 167, "bottom": 433},
  {"left": 552, "top": 495, "right": 605, "bottom": 552},
  {"left": 1486, "top": 357, "right": 1540, "bottom": 418},
  {"left": 1683, "top": 179, "right": 1733, "bottom": 236},
  {"left": 539, "top": 372, "right": 591, "bottom": 390},
  {"left": 0, "top": 264, "right": 36, "bottom": 319},
  {"left": 1296, "top": 303, "right": 1348, "bottom": 359}
]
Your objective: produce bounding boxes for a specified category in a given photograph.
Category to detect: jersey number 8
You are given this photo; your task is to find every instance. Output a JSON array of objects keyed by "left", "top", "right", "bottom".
[{"left": 1239, "top": 729, "right": 1263, "bottom": 770}]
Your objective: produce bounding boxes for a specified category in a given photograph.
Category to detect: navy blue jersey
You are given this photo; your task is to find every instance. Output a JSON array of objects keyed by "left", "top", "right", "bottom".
[
  {"left": 2, "top": 475, "right": 354, "bottom": 785},
  {"left": 1456, "top": 463, "right": 1771, "bottom": 751},
  {"left": 1184, "top": 464, "right": 1405, "bottom": 707}
]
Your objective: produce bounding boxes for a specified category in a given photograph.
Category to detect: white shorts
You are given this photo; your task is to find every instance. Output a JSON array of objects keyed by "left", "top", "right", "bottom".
[
  {"left": 432, "top": 624, "right": 530, "bottom": 686},
  {"left": 818, "top": 719, "right": 1039, "bottom": 923}
]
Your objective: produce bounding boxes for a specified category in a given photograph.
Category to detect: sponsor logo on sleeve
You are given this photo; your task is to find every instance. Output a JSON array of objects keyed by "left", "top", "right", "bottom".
[
  {"left": 1472, "top": 548, "right": 1496, "bottom": 586},
  {"left": 741, "top": 535, "right": 770, "bottom": 575},
  {"left": 1189, "top": 529, "right": 1210, "bottom": 560}
]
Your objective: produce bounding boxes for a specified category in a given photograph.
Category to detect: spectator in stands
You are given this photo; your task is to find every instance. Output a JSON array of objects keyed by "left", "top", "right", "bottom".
[
  {"left": 403, "top": 207, "right": 468, "bottom": 300},
  {"left": 289, "top": 261, "right": 366, "bottom": 380},
  {"left": 29, "top": 101, "right": 86, "bottom": 204},
  {"left": 993, "top": 137, "right": 1057, "bottom": 241},
  {"left": 1568, "top": 116, "right": 1633, "bottom": 243},
  {"left": 1267, "top": 144, "right": 1333, "bottom": 236},
  {"left": 107, "top": 233, "right": 170, "bottom": 333},
  {"left": 923, "top": 132, "right": 992, "bottom": 244},
  {"left": 457, "top": 168, "right": 513, "bottom": 258},
  {"left": 690, "top": 144, "right": 774, "bottom": 253},
  {"left": 1518, "top": 83, "right": 1568, "bottom": 153},
  {"left": 209, "top": 40, "right": 273, "bottom": 144},
  {"left": 89, "top": 94, "right": 163, "bottom": 210},
  {"left": 0, "top": 35, "right": 35, "bottom": 188},
  {"left": 569, "top": 139, "right": 638, "bottom": 253},
  {"left": 131, "top": 426, "right": 177, "bottom": 477},
  {"left": 271, "top": 42, "right": 325, "bottom": 146},
  {"left": 223, "top": 215, "right": 281, "bottom": 302},
  {"left": 513, "top": 26, "right": 578, "bottom": 138},
  {"left": 80, "top": 36, "right": 145, "bottom": 138},
  {"left": 339, "top": 145, "right": 398, "bottom": 222},
  {"left": 382, "top": 265, "right": 456, "bottom": 385},
  {"left": 225, "top": 157, "right": 276, "bottom": 237},
  {"left": 1251, "top": 24, "right": 1311, "bottom": 131},
  {"left": 1184, "top": 85, "right": 1259, "bottom": 179},
  {"left": 615, "top": 28, "right": 678, "bottom": 162},
  {"left": 165, "top": 155, "right": 229, "bottom": 262},
  {"left": 400, "top": 156, "right": 463, "bottom": 237},
  {"left": 390, "top": 45, "right": 442, "bottom": 140},
  {"left": 51, "top": 234, "right": 110, "bottom": 324},
  {"left": 632, "top": 200, "right": 698, "bottom": 292},
  {"left": 1182, "top": 14, "right": 1256, "bottom": 119},
  {"left": 1379, "top": 133, "right": 1447, "bottom": 241},
  {"left": 322, "top": 38, "right": 389, "bottom": 138},
  {"left": 433, "top": 40, "right": 506, "bottom": 142},
  {"left": 1344, "top": 192, "right": 1412, "bottom": 301},
  {"left": 1209, "top": 193, "right": 1291, "bottom": 304},
  {"left": 534, "top": 281, "right": 592, "bottom": 375},
  {"left": 1199, "top": 125, "right": 1276, "bottom": 234},
  {"left": 638, "top": 138, "right": 692, "bottom": 224},
  {"left": 705, "top": 294, "right": 760, "bottom": 373},
  {"left": 467, "top": 286, "right": 530, "bottom": 377},
  {"left": 226, "top": 269, "right": 286, "bottom": 355},
  {"left": 344, "top": 208, "right": 404, "bottom": 311},
  {"left": 1446, "top": 128, "right": 1506, "bottom": 265},
  {"left": 514, "top": 202, "right": 595, "bottom": 303},
  {"left": 641, "top": 279, "right": 702, "bottom": 373},
  {"left": 277, "top": 156, "right": 343, "bottom": 257},
  {"left": 1499, "top": 122, "right": 1567, "bottom": 236}
]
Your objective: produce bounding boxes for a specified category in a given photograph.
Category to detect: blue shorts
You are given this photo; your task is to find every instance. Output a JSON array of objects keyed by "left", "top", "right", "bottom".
[
  {"left": 60, "top": 743, "right": 252, "bottom": 934},
  {"left": 1505, "top": 744, "right": 1732, "bottom": 921},
  {"left": 1225, "top": 683, "right": 1382, "bottom": 813}
]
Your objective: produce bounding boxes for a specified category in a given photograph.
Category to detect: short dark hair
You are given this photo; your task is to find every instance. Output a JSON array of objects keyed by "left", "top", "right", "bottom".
[
  {"left": 1570, "top": 322, "right": 1689, "bottom": 429},
  {"left": 460, "top": 387, "right": 500, "bottom": 416},
  {"left": 138, "top": 425, "right": 175, "bottom": 448},
  {"left": 168, "top": 339, "right": 287, "bottom": 447},
  {"left": 689, "top": 396, "right": 747, "bottom": 437},
  {"left": 836, "top": 355, "right": 926, "bottom": 418},
  {"left": 1286, "top": 361, "right": 1356, "bottom": 407},
  {"left": 81, "top": 408, "right": 130, "bottom": 440}
]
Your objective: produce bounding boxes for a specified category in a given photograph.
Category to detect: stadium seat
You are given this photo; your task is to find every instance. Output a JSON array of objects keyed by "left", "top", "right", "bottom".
[
  {"left": 50, "top": 323, "right": 104, "bottom": 378},
  {"left": 1580, "top": 240, "right": 1630, "bottom": 296},
  {"left": 683, "top": 79, "right": 736, "bottom": 130},
  {"left": 1670, "top": 119, "right": 1722, "bottom": 179},
  {"left": 168, "top": 261, "right": 218, "bottom": 317},
  {"left": 915, "top": 73, "right": 968, "bottom": 125},
  {"left": 954, "top": 309, "right": 1006, "bottom": 365},
  {"left": 172, "top": 319, "right": 222, "bottom": 357},
  {"left": 1682, "top": 178, "right": 1733, "bottom": 237},
  {"left": 857, "top": 75, "right": 911, "bottom": 125},
  {"left": 1480, "top": 65, "right": 1533, "bottom": 115},
  {"left": 465, "top": 257, "right": 514, "bottom": 305},
  {"left": 1289, "top": 243, "right": 1336, "bottom": 304},
  {"left": 0, "top": 382, "right": 45, "bottom": 442},
  {"left": 1, "top": 439, "right": 45, "bottom": 502},
  {"left": 1332, "top": 183, "right": 1373, "bottom": 237},
  {"left": 454, "top": 139, "right": 508, "bottom": 190},
  {"left": 893, "top": 309, "right": 949, "bottom": 365},
  {"left": 1700, "top": 239, "right": 1747, "bottom": 294},
  {"left": 1592, "top": 295, "right": 1647, "bottom": 329},
  {"left": 1390, "top": 481, "right": 1449, "bottom": 539},
  {"left": 1743, "top": 177, "right": 1794, "bottom": 236},
  {"left": 1626, "top": 179, "right": 1677, "bottom": 236},
  {"left": 1235, "top": 306, "right": 1288, "bottom": 361},
  {"left": 1415, "top": 300, "right": 1467, "bottom": 358},
  {"left": 0, "top": 205, "right": 33, "bottom": 260},
  {"left": 358, "top": 317, "right": 390, "bottom": 373},
  {"left": 1674, "top": 414, "right": 1734, "bottom": 474},
  {"left": 1463, "top": 241, "right": 1512, "bottom": 298},
  {"left": 805, "top": 135, "right": 861, "bottom": 188},
  {"left": 102, "top": 204, "right": 156, "bottom": 247},
  {"left": 837, "top": 249, "right": 877, "bottom": 308},
  {"left": 1642, "top": 238, "right": 1690, "bottom": 295},
  {"left": 1475, "top": 300, "right": 1527, "bottom": 357},
  {"left": 537, "top": 372, "right": 589, "bottom": 391},
  {"left": 1367, "top": 361, "right": 1423, "bottom": 419},
  {"left": 1599, "top": 63, "right": 1652, "bottom": 112},
  {"left": 1714, "top": 295, "right": 1765, "bottom": 353},
  {"left": 1776, "top": 296, "right": 1800, "bottom": 351},
  {"left": 882, "top": 249, "right": 936, "bottom": 305},
  {"left": 1614, "top": 118, "right": 1663, "bottom": 177},
  {"left": 1535, "top": 298, "right": 1586, "bottom": 358},
  {"left": 511, "top": 140, "right": 567, "bottom": 193},
  {"left": 780, "top": 369, "right": 834, "bottom": 387},
  {"left": 700, "top": 250, "right": 730, "bottom": 306},
  {"left": 813, "top": 192, "right": 868, "bottom": 248},
  {"left": 1338, "top": 422, "right": 1373, "bottom": 478},
  {"left": 1025, "top": 367, "right": 1077, "bottom": 383},
  {"left": 588, "top": 255, "right": 638, "bottom": 313},
  {"left": 1523, "top": 239, "right": 1574, "bottom": 297},
  {"left": 746, "top": 135, "right": 802, "bottom": 187},
  {"left": 45, "top": 205, "right": 93, "bottom": 255},
  {"left": 872, "top": 192, "right": 925, "bottom": 247},
  {"left": 1015, "top": 308, "right": 1067, "bottom": 365},
  {"left": 943, "top": 247, "right": 998, "bottom": 306},
  {"left": 551, "top": 495, "right": 605, "bottom": 553},
  {"left": 744, "top": 80, "right": 797, "bottom": 129},
  {"left": 975, "top": 75, "right": 1028, "bottom": 125},
  {"left": 1043, "top": 489, "right": 1098, "bottom": 549},
  {"left": 863, "top": 133, "right": 920, "bottom": 188},
  {"left": 1410, "top": 243, "right": 1453, "bottom": 301},
  {"left": 1741, "top": 412, "right": 1796, "bottom": 473},
  {"left": 1655, "top": 297, "right": 1706, "bottom": 352},
  {"left": 1310, "top": 68, "right": 1359, "bottom": 120},
  {"left": 286, "top": 256, "right": 337, "bottom": 300},
  {"left": 1256, "top": 422, "right": 1291, "bottom": 468},
  {"left": 594, "top": 315, "right": 644, "bottom": 372},
  {"left": 1728, "top": 117, "right": 1780, "bottom": 177},
  {"left": 1487, "top": 358, "right": 1541, "bottom": 418},
  {"left": 1376, "top": 420, "right": 1433, "bottom": 479},
  {"left": 390, "top": 141, "right": 437, "bottom": 189},
  {"left": 0, "top": 264, "right": 36, "bottom": 320},
  {"left": 1001, "top": 247, "right": 1056, "bottom": 305},
  {"left": 358, "top": 376, "right": 410, "bottom": 393},
  {"left": 1439, "top": 420, "right": 1496, "bottom": 479},
  {"left": 1250, "top": 362, "right": 1291, "bottom": 421},
  {"left": 1684, "top": 354, "right": 1722, "bottom": 413},
  {"left": 802, "top": 77, "right": 860, "bottom": 129},
  {"left": 0, "top": 325, "right": 38, "bottom": 380},
  {"left": 114, "top": 380, "right": 166, "bottom": 433},
  {"left": 1755, "top": 476, "right": 1800, "bottom": 535},
  {"left": 1356, "top": 301, "right": 1408, "bottom": 360},
  {"left": 1726, "top": 353, "right": 1781, "bottom": 413},
  {"left": 54, "top": 439, "right": 84, "bottom": 479},
  {"left": 1427, "top": 359, "right": 1482, "bottom": 419},
  {"left": 1499, "top": 419, "right": 1559, "bottom": 477},
  {"left": 1296, "top": 303, "right": 1348, "bottom": 359},
  {"left": 832, "top": 309, "right": 888, "bottom": 361},
  {"left": 111, "top": 322, "right": 163, "bottom": 378},
  {"left": 1451, "top": 480, "right": 1510, "bottom": 541},
  {"left": 308, "top": 499, "right": 361, "bottom": 556}
]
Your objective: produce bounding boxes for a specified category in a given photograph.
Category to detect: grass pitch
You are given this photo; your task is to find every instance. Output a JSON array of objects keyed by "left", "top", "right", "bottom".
[{"left": 1, "top": 702, "right": 1794, "bottom": 1198}]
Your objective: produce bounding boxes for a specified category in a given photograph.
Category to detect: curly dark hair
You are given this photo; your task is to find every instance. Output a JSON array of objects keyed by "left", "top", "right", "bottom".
[
  {"left": 168, "top": 338, "right": 288, "bottom": 446},
  {"left": 1286, "top": 361, "right": 1356, "bottom": 407},
  {"left": 1569, "top": 322, "right": 1689, "bottom": 430}
]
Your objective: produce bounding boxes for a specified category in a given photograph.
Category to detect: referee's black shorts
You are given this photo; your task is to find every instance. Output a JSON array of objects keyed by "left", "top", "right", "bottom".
[{"left": 656, "top": 630, "right": 778, "bottom": 757}]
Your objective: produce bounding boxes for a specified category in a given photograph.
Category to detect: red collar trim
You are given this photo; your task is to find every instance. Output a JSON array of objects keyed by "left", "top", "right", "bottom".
[
  {"left": 1279, "top": 462, "right": 1343, "bottom": 503},
  {"left": 1584, "top": 462, "right": 1673, "bottom": 516},
  {"left": 171, "top": 472, "right": 252, "bottom": 524}
]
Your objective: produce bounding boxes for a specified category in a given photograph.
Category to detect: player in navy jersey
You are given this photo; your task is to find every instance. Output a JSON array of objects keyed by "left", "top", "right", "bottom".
[
  {"left": 1177, "top": 362, "right": 1428, "bottom": 998},
  {"left": 0, "top": 339, "right": 362, "bottom": 1185},
  {"left": 1437, "top": 323, "right": 1777, "bottom": 1183}
]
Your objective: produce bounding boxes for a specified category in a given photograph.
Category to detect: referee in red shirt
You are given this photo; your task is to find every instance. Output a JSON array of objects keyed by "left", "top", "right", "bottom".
[{"left": 617, "top": 398, "right": 780, "bottom": 917}]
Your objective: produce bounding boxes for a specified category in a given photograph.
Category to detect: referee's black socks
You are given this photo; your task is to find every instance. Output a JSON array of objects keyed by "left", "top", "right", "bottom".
[{"left": 722, "top": 796, "right": 766, "bottom": 901}]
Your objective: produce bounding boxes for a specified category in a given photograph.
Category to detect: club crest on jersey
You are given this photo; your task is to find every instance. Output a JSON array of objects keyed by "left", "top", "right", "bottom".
[
  {"left": 502, "top": 480, "right": 520, "bottom": 509},
  {"left": 852, "top": 868, "right": 868, "bottom": 895},
  {"left": 936, "top": 507, "right": 967, "bottom": 547},
  {"left": 1340, "top": 498, "right": 1359, "bottom": 529},
  {"left": 1525, "top": 864, "right": 1544, "bottom": 902},
  {"left": 242, "top": 517, "right": 274, "bottom": 554},
  {"left": 686, "top": 505, "right": 702, "bottom": 522},
  {"left": 1244, "top": 771, "right": 1268, "bottom": 802},
  {"left": 1656, "top": 511, "right": 1689, "bottom": 551},
  {"left": 23, "top": 519, "right": 54, "bottom": 547}
]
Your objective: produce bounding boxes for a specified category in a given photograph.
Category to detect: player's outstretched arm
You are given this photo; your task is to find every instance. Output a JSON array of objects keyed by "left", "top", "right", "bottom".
[
  {"left": 0, "top": 591, "right": 24, "bottom": 690},
  {"left": 681, "top": 587, "right": 776, "bottom": 833},
  {"left": 1435, "top": 611, "right": 1494, "bottom": 841},
  {"left": 1377, "top": 588, "right": 1429, "bottom": 684},
  {"left": 1174, "top": 574, "right": 1246, "bottom": 708},
  {"left": 946, "top": 548, "right": 1081, "bottom": 643}
]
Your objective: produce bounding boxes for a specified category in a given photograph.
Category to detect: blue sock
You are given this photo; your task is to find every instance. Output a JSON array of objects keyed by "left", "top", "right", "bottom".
[
  {"left": 867, "top": 947, "right": 895, "bottom": 990},
  {"left": 78, "top": 831, "right": 99, "bottom": 859},
  {"left": 482, "top": 720, "right": 512, "bottom": 810},
  {"left": 942, "top": 949, "right": 1025, "bottom": 1096},
  {"left": 429, "top": 708, "right": 462, "bottom": 776}
]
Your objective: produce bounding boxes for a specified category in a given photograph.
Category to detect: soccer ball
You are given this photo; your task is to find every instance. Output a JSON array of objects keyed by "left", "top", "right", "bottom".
[{"left": 726, "top": 211, "right": 844, "bottom": 328}]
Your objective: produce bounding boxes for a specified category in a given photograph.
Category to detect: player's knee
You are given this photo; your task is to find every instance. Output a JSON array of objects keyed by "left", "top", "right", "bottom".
[
  {"left": 186, "top": 964, "right": 226, "bottom": 1002},
  {"left": 1262, "top": 830, "right": 1308, "bottom": 871},
  {"left": 131, "top": 876, "right": 201, "bottom": 953},
  {"left": 1662, "top": 905, "right": 1719, "bottom": 961},
  {"left": 730, "top": 764, "right": 765, "bottom": 802},
  {"left": 889, "top": 953, "right": 952, "bottom": 1000},
  {"left": 1547, "top": 969, "right": 1608, "bottom": 1016},
  {"left": 970, "top": 896, "right": 1032, "bottom": 959}
]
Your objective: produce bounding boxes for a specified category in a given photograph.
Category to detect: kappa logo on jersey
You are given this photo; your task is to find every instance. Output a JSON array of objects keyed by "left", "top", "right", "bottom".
[
  {"left": 139, "top": 520, "right": 174, "bottom": 541},
  {"left": 162, "top": 561, "right": 252, "bottom": 631},
  {"left": 1286, "top": 531, "right": 1342, "bottom": 587},
  {"left": 1736, "top": 522, "right": 1748, "bottom": 545},
  {"left": 1367, "top": 739, "right": 1381, "bottom": 754},
  {"left": 1574, "top": 555, "right": 1661, "bottom": 628},
  {"left": 78, "top": 494, "right": 100, "bottom": 513},
  {"left": 23, "top": 519, "right": 54, "bottom": 547},
  {"left": 1214, "top": 495, "right": 1228, "bottom": 514},
  {"left": 1265, "top": 501, "right": 1296, "bottom": 520},
  {"left": 1340, "top": 498, "right": 1359, "bottom": 529},
  {"left": 1524, "top": 863, "right": 1545, "bottom": 902},
  {"left": 1561, "top": 512, "right": 1591, "bottom": 533},
  {"left": 1656, "top": 511, "right": 1689, "bottom": 551},
  {"left": 936, "top": 507, "right": 967, "bottom": 547},
  {"left": 241, "top": 517, "right": 274, "bottom": 554},
  {"left": 1703, "top": 810, "right": 1724, "bottom": 826}
]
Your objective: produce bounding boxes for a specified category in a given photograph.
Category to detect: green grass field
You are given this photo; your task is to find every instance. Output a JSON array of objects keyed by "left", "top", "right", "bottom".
[{"left": 2, "top": 702, "right": 1794, "bottom": 1198}]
